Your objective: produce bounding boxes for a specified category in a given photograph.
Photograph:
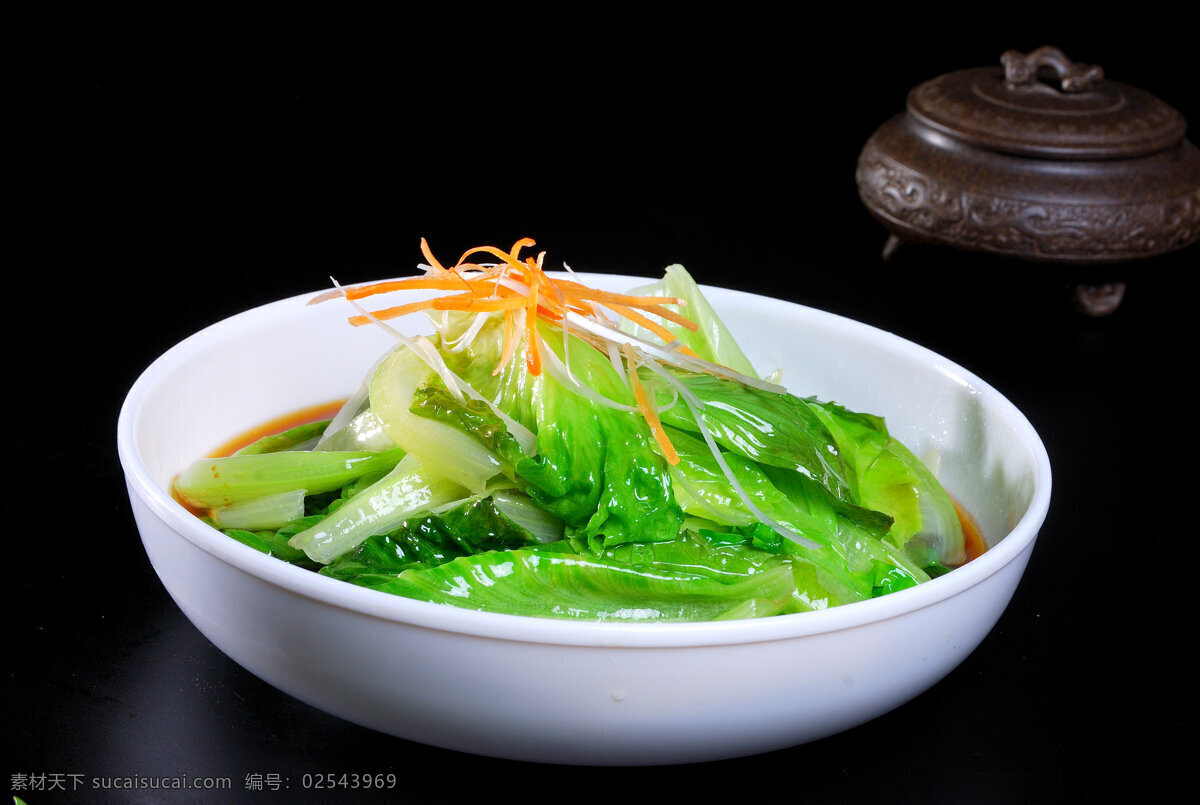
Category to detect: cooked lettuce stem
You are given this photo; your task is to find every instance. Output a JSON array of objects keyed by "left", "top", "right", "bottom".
[
  {"left": 287, "top": 454, "right": 469, "bottom": 564},
  {"left": 233, "top": 420, "right": 331, "bottom": 455},
  {"left": 174, "top": 448, "right": 404, "bottom": 509},
  {"left": 211, "top": 489, "right": 308, "bottom": 531}
]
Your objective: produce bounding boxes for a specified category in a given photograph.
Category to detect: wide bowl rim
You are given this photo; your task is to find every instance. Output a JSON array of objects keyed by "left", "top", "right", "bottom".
[{"left": 117, "top": 274, "right": 1052, "bottom": 649}]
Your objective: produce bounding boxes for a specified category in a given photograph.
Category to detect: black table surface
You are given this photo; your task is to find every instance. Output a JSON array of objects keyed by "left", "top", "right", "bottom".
[{"left": 10, "top": 23, "right": 1196, "bottom": 803}]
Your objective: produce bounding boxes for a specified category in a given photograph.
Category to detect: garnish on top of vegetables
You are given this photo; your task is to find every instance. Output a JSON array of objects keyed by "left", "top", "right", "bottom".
[{"left": 175, "top": 238, "right": 967, "bottom": 621}]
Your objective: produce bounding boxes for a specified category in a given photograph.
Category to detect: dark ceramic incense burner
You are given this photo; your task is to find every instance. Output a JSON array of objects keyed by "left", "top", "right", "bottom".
[{"left": 856, "top": 46, "right": 1200, "bottom": 314}]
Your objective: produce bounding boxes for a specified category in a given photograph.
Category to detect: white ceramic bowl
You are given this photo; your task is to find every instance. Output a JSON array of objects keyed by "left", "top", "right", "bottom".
[{"left": 117, "top": 274, "right": 1051, "bottom": 765}]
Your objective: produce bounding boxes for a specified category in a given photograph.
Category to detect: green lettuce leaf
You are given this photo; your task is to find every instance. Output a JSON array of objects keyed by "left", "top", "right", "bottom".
[
  {"left": 233, "top": 419, "right": 331, "bottom": 455},
  {"left": 414, "top": 320, "right": 684, "bottom": 551},
  {"left": 654, "top": 372, "right": 852, "bottom": 500},
  {"left": 653, "top": 371, "right": 893, "bottom": 536},
  {"left": 356, "top": 544, "right": 808, "bottom": 621},
  {"left": 804, "top": 398, "right": 965, "bottom": 567},
  {"left": 665, "top": 427, "right": 926, "bottom": 601},
  {"left": 320, "top": 496, "right": 541, "bottom": 582}
]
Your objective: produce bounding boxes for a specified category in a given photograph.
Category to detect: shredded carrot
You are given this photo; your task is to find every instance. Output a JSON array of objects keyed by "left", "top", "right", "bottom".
[
  {"left": 457, "top": 245, "right": 526, "bottom": 271},
  {"left": 622, "top": 343, "right": 679, "bottom": 465},
  {"left": 628, "top": 302, "right": 699, "bottom": 333},
  {"left": 342, "top": 276, "right": 486, "bottom": 300},
  {"left": 525, "top": 266, "right": 542, "bottom": 376},
  {"left": 554, "top": 282, "right": 695, "bottom": 322},
  {"left": 434, "top": 294, "right": 530, "bottom": 313},
  {"left": 347, "top": 297, "right": 441, "bottom": 326},
  {"left": 311, "top": 236, "right": 715, "bottom": 465},
  {"left": 313, "top": 237, "right": 705, "bottom": 388},
  {"left": 420, "top": 237, "right": 449, "bottom": 274},
  {"left": 510, "top": 238, "right": 537, "bottom": 260},
  {"left": 606, "top": 303, "right": 701, "bottom": 358}
]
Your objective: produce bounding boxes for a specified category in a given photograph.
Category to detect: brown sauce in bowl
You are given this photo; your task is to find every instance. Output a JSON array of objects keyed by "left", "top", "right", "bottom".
[
  {"left": 954, "top": 499, "right": 987, "bottom": 563},
  {"left": 211, "top": 399, "right": 348, "bottom": 458},
  {"left": 170, "top": 399, "right": 347, "bottom": 516}
]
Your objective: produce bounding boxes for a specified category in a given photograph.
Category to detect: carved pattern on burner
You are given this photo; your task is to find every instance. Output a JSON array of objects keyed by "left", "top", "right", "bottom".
[{"left": 856, "top": 144, "right": 1200, "bottom": 260}]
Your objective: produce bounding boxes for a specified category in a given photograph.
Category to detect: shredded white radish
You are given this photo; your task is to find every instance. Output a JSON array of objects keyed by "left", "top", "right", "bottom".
[
  {"left": 560, "top": 308, "right": 788, "bottom": 394},
  {"left": 333, "top": 279, "right": 464, "bottom": 400},
  {"left": 606, "top": 338, "right": 629, "bottom": 387},
  {"left": 330, "top": 279, "right": 538, "bottom": 456},
  {"left": 492, "top": 307, "right": 527, "bottom": 376},
  {"left": 537, "top": 326, "right": 639, "bottom": 413},
  {"left": 441, "top": 310, "right": 490, "bottom": 353},
  {"left": 314, "top": 380, "right": 369, "bottom": 451}
]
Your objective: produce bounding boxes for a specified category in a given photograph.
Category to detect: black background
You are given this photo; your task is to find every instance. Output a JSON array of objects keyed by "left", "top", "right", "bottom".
[{"left": 10, "top": 17, "right": 1197, "bottom": 803}]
